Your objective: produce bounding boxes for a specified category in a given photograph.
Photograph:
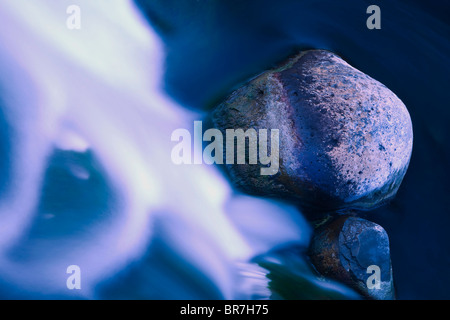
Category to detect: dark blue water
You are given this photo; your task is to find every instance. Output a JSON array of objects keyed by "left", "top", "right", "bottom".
[
  {"left": 0, "top": 100, "right": 11, "bottom": 195},
  {"left": 136, "top": 0, "right": 450, "bottom": 299}
]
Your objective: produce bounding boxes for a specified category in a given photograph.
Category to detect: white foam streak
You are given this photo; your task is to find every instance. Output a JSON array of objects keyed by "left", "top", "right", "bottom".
[{"left": 0, "top": 0, "right": 310, "bottom": 299}]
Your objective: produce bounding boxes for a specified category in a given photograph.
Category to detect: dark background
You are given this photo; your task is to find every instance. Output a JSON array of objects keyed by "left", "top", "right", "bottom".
[{"left": 136, "top": 0, "right": 450, "bottom": 299}]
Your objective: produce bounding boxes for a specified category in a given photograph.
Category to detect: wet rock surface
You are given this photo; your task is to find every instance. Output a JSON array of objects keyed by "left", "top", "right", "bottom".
[
  {"left": 212, "top": 50, "right": 413, "bottom": 214},
  {"left": 308, "top": 215, "right": 395, "bottom": 300}
]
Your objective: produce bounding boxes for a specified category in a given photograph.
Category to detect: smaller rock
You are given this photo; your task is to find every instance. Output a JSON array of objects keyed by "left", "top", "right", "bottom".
[{"left": 308, "top": 215, "right": 395, "bottom": 300}]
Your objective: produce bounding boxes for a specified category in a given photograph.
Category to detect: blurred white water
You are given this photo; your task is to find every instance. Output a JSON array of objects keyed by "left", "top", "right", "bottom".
[{"left": 0, "top": 0, "right": 311, "bottom": 299}]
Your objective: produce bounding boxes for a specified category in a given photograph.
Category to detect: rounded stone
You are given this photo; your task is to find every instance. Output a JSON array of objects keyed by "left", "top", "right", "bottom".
[
  {"left": 308, "top": 216, "right": 395, "bottom": 300},
  {"left": 212, "top": 50, "right": 413, "bottom": 213}
]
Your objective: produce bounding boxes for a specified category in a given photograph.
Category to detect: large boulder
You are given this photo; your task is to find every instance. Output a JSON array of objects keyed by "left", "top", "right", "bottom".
[{"left": 212, "top": 50, "right": 413, "bottom": 213}]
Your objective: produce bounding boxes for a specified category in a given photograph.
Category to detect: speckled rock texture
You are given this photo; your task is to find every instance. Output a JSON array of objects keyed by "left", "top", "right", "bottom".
[
  {"left": 212, "top": 50, "right": 413, "bottom": 213},
  {"left": 308, "top": 216, "right": 395, "bottom": 300}
]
